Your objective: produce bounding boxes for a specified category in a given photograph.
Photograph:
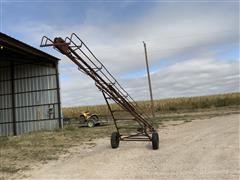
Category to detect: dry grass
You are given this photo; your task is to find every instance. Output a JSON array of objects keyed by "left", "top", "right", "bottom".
[
  {"left": 0, "top": 93, "right": 239, "bottom": 178},
  {"left": 0, "top": 123, "right": 116, "bottom": 178},
  {"left": 63, "top": 93, "right": 240, "bottom": 118},
  {"left": 1, "top": 106, "right": 239, "bottom": 178}
]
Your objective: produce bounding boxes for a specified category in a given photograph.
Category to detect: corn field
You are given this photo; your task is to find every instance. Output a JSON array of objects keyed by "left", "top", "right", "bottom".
[{"left": 63, "top": 92, "right": 240, "bottom": 118}]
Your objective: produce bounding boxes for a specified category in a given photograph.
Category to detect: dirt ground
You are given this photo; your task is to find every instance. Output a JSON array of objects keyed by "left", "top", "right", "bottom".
[{"left": 13, "top": 114, "right": 239, "bottom": 180}]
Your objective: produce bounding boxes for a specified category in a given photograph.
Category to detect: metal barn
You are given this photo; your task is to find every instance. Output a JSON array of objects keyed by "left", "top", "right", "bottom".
[{"left": 0, "top": 32, "right": 62, "bottom": 136}]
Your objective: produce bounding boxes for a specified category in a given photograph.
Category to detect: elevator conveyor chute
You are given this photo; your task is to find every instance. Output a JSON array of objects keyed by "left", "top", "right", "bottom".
[{"left": 40, "top": 33, "right": 159, "bottom": 150}]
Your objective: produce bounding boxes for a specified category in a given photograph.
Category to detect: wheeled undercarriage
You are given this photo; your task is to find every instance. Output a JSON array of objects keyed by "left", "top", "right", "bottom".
[{"left": 40, "top": 33, "right": 159, "bottom": 150}]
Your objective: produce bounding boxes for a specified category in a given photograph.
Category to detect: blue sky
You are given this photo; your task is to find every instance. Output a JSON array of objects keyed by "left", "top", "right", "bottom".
[{"left": 0, "top": 0, "right": 239, "bottom": 106}]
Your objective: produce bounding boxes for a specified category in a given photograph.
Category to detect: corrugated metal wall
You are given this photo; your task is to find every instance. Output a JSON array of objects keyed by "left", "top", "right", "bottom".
[
  {"left": 0, "top": 61, "right": 13, "bottom": 136},
  {"left": 0, "top": 61, "right": 61, "bottom": 136}
]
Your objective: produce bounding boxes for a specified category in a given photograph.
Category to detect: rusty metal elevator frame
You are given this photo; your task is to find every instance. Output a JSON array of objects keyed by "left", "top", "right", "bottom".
[{"left": 40, "top": 33, "right": 158, "bottom": 148}]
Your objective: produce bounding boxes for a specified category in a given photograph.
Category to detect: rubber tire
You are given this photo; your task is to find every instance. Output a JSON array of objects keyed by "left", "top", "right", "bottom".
[
  {"left": 91, "top": 115, "right": 99, "bottom": 122},
  {"left": 79, "top": 115, "right": 85, "bottom": 124},
  {"left": 152, "top": 132, "right": 159, "bottom": 150},
  {"left": 111, "top": 132, "right": 120, "bottom": 149},
  {"left": 87, "top": 120, "right": 95, "bottom": 128},
  {"left": 92, "top": 115, "right": 100, "bottom": 126}
]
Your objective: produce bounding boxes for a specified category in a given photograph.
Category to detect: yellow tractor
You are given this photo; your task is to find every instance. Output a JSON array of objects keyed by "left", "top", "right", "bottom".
[{"left": 79, "top": 111, "right": 100, "bottom": 127}]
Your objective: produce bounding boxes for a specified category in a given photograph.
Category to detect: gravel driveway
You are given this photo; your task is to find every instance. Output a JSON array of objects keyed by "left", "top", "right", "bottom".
[{"left": 20, "top": 114, "right": 239, "bottom": 180}]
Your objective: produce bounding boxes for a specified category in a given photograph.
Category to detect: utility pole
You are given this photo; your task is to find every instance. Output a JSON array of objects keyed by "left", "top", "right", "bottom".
[{"left": 143, "top": 41, "right": 155, "bottom": 118}]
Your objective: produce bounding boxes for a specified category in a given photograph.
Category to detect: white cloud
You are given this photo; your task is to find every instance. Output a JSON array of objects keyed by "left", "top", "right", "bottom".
[
  {"left": 5, "top": 2, "right": 239, "bottom": 106},
  {"left": 122, "top": 58, "right": 239, "bottom": 100},
  {"left": 61, "top": 58, "right": 239, "bottom": 106}
]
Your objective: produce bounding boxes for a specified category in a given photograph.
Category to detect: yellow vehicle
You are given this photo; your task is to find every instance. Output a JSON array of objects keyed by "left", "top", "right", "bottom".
[{"left": 79, "top": 111, "right": 100, "bottom": 127}]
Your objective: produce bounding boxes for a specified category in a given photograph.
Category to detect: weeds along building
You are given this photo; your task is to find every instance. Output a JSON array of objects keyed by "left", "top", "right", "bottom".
[{"left": 0, "top": 32, "right": 62, "bottom": 136}]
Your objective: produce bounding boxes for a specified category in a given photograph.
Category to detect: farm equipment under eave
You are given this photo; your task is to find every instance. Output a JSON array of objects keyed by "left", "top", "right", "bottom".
[{"left": 40, "top": 33, "right": 159, "bottom": 150}]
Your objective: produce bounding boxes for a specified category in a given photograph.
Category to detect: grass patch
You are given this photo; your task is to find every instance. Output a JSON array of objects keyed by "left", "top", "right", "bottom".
[
  {"left": 0, "top": 123, "right": 116, "bottom": 176},
  {"left": 63, "top": 93, "right": 240, "bottom": 118},
  {"left": 0, "top": 166, "right": 20, "bottom": 174},
  {"left": 0, "top": 105, "right": 239, "bottom": 177}
]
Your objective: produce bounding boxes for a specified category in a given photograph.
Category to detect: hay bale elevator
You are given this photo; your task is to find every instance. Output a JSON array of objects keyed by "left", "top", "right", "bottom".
[{"left": 0, "top": 32, "right": 62, "bottom": 136}]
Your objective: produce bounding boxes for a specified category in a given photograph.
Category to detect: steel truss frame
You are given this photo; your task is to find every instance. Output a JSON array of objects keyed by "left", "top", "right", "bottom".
[{"left": 40, "top": 33, "right": 159, "bottom": 149}]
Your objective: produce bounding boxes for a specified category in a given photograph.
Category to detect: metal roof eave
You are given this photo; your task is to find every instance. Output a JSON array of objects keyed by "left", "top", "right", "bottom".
[{"left": 0, "top": 32, "right": 60, "bottom": 62}]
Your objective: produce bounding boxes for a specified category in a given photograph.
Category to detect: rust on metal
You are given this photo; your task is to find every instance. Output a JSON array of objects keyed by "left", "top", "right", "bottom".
[{"left": 40, "top": 33, "right": 157, "bottom": 144}]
